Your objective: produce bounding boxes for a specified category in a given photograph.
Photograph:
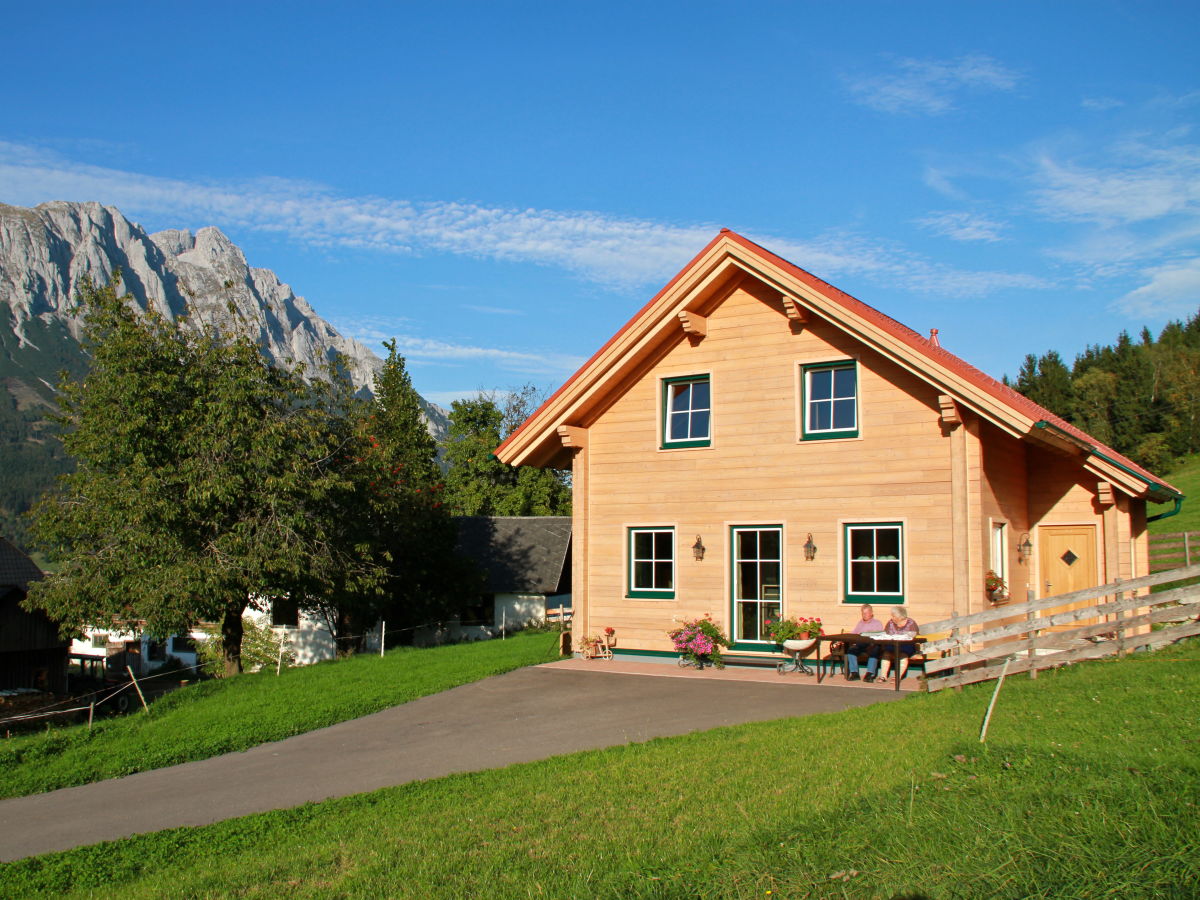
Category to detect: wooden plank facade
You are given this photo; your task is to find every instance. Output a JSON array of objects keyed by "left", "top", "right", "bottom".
[{"left": 496, "top": 231, "right": 1183, "bottom": 660}]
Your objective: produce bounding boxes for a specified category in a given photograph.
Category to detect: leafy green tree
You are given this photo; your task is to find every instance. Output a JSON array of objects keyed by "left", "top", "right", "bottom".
[
  {"left": 25, "top": 276, "right": 385, "bottom": 676},
  {"left": 442, "top": 385, "right": 570, "bottom": 517}
]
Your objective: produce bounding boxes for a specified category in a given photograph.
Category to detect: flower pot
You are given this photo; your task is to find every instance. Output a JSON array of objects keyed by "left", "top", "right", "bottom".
[{"left": 782, "top": 638, "right": 817, "bottom": 652}]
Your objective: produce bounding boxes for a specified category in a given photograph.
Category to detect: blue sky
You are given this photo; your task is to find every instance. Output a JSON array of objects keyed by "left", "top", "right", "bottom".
[{"left": 2, "top": 1, "right": 1197, "bottom": 407}]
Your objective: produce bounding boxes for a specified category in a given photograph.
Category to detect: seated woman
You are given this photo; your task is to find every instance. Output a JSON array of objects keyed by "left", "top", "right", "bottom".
[{"left": 866, "top": 606, "right": 920, "bottom": 683}]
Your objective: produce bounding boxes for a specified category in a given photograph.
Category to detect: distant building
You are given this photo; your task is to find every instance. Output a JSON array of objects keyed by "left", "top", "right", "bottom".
[
  {"left": 450, "top": 516, "right": 572, "bottom": 639},
  {"left": 0, "top": 537, "right": 67, "bottom": 692}
]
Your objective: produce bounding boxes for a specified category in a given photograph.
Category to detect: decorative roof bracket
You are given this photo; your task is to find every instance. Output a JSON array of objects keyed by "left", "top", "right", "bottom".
[
  {"left": 556, "top": 425, "right": 587, "bottom": 449},
  {"left": 678, "top": 309, "right": 707, "bottom": 339},
  {"left": 781, "top": 295, "right": 807, "bottom": 333},
  {"left": 938, "top": 394, "right": 962, "bottom": 428}
]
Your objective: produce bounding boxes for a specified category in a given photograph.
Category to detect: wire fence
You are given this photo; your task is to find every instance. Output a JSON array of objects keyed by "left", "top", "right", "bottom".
[{"left": 1, "top": 610, "right": 562, "bottom": 731}]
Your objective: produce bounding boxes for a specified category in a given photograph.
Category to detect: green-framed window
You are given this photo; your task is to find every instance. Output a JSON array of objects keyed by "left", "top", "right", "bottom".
[
  {"left": 730, "top": 525, "right": 783, "bottom": 645},
  {"left": 628, "top": 527, "right": 675, "bottom": 599},
  {"left": 662, "top": 375, "right": 711, "bottom": 448},
  {"left": 802, "top": 361, "right": 858, "bottom": 440},
  {"left": 845, "top": 522, "right": 904, "bottom": 604}
]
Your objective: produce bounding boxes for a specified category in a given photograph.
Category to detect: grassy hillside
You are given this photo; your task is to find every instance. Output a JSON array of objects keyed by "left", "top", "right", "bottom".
[
  {"left": 4, "top": 639, "right": 1197, "bottom": 899},
  {"left": 0, "top": 631, "right": 561, "bottom": 799},
  {"left": 1152, "top": 451, "right": 1200, "bottom": 534}
]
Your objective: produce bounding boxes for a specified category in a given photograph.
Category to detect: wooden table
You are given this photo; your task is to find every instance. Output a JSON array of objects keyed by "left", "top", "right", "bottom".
[{"left": 815, "top": 632, "right": 926, "bottom": 691}]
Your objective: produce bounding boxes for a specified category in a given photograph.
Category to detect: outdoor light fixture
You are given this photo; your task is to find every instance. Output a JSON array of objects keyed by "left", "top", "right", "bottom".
[
  {"left": 692, "top": 535, "right": 706, "bottom": 561},
  {"left": 1018, "top": 532, "right": 1033, "bottom": 564},
  {"left": 803, "top": 533, "right": 818, "bottom": 561}
]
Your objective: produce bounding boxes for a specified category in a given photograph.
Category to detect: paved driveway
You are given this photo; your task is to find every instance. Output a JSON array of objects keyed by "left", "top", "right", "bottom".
[{"left": 0, "top": 660, "right": 907, "bottom": 862}]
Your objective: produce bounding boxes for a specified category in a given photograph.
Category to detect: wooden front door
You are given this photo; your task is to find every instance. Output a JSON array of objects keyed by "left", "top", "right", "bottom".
[{"left": 1039, "top": 525, "right": 1099, "bottom": 628}]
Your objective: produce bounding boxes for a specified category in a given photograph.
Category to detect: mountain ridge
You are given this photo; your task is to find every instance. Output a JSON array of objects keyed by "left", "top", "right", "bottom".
[{"left": 0, "top": 200, "right": 448, "bottom": 550}]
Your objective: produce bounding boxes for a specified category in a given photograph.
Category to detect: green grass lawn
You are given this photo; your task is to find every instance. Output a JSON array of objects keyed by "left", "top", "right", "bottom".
[
  {"left": 1153, "top": 451, "right": 1200, "bottom": 534},
  {"left": 4, "top": 639, "right": 1198, "bottom": 899},
  {"left": 0, "top": 631, "right": 561, "bottom": 800}
]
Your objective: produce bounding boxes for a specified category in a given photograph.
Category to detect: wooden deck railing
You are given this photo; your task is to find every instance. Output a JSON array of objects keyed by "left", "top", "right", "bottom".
[
  {"left": 1149, "top": 531, "right": 1199, "bottom": 572},
  {"left": 919, "top": 563, "right": 1200, "bottom": 692}
]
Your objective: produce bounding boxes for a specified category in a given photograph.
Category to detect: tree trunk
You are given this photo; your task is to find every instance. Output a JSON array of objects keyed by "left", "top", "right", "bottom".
[
  {"left": 333, "top": 607, "right": 368, "bottom": 658},
  {"left": 221, "top": 603, "right": 245, "bottom": 677}
]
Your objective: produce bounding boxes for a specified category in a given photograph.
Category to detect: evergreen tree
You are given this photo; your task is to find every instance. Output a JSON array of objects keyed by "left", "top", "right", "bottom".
[{"left": 352, "top": 341, "right": 471, "bottom": 646}]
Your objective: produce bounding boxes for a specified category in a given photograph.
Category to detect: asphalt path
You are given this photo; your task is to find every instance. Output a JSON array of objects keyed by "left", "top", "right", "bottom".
[{"left": 0, "top": 662, "right": 906, "bottom": 862}]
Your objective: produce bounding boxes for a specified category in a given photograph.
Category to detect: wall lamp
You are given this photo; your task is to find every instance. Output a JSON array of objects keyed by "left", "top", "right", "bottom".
[
  {"left": 1017, "top": 532, "right": 1033, "bottom": 564},
  {"left": 803, "top": 533, "right": 818, "bottom": 561},
  {"left": 692, "top": 535, "right": 706, "bottom": 561}
]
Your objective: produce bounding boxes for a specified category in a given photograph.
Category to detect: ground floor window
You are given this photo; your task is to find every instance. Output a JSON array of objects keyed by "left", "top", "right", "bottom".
[
  {"left": 271, "top": 597, "right": 300, "bottom": 627},
  {"left": 845, "top": 522, "right": 904, "bottom": 604},
  {"left": 990, "top": 521, "right": 1008, "bottom": 585},
  {"left": 732, "top": 525, "right": 782, "bottom": 642},
  {"left": 628, "top": 527, "right": 675, "bottom": 598}
]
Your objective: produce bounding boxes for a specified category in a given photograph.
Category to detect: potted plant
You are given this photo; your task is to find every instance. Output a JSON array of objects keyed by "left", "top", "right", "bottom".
[
  {"left": 577, "top": 635, "right": 600, "bottom": 659},
  {"left": 985, "top": 570, "right": 1008, "bottom": 603},
  {"left": 603, "top": 626, "right": 616, "bottom": 648},
  {"left": 667, "top": 615, "right": 732, "bottom": 669},
  {"left": 765, "top": 615, "right": 823, "bottom": 647}
]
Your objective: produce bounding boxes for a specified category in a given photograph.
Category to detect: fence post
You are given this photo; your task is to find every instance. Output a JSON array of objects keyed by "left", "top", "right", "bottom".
[
  {"left": 126, "top": 665, "right": 149, "bottom": 711},
  {"left": 1026, "top": 588, "right": 1038, "bottom": 680},
  {"left": 379, "top": 620, "right": 386, "bottom": 658},
  {"left": 1113, "top": 577, "right": 1126, "bottom": 656},
  {"left": 1186, "top": 533, "right": 1192, "bottom": 567}
]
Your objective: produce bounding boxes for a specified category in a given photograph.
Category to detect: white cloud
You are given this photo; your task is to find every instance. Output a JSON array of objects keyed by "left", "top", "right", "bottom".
[
  {"left": 0, "top": 139, "right": 1048, "bottom": 300},
  {"left": 844, "top": 54, "right": 1021, "bottom": 115},
  {"left": 1081, "top": 97, "right": 1124, "bottom": 111},
  {"left": 328, "top": 314, "right": 585, "bottom": 378},
  {"left": 464, "top": 304, "right": 526, "bottom": 316},
  {"left": 1113, "top": 258, "right": 1200, "bottom": 317},
  {"left": 922, "top": 166, "right": 971, "bottom": 201},
  {"left": 916, "top": 211, "right": 1006, "bottom": 242},
  {"left": 1032, "top": 142, "right": 1200, "bottom": 226}
]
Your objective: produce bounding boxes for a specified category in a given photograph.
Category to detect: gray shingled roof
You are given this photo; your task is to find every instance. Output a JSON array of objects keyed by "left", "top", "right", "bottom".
[
  {"left": 0, "top": 537, "right": 43, "bottom": 591},
  {"left": 455, "top": 516, "right": 571, "bottom": 594}
]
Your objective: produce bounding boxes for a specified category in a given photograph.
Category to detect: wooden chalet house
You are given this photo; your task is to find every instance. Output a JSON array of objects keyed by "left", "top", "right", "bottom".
[{"left": 494, "top": 231, "right": 1183, "bottom": 662}]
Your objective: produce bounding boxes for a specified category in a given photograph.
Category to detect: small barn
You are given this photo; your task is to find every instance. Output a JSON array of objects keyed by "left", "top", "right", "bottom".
[
  {"left": 454, "top": 516, "right": 572, "bottom": 632},
  {"left": 0, "top": 537, "right": 67, "bottom": 692}
]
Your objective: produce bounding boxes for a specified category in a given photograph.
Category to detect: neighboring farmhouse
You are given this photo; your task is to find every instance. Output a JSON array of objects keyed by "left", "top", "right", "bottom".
[
  {"left": 495, "top": 230, "right": 1182, "bottom": 659},
  {"left": 0, "top": 537, "right": 67, "bottom": 692},
  {"left": 454, "top": 516, "right": 572, "bottom": 631}
]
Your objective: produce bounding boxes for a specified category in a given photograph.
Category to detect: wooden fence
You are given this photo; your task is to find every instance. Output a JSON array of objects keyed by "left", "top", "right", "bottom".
[
  {"left": 919, "top": 563, "right": 1200, "bottom": 692},
  {"left": 1149, "top": 531, "right": 1199, "bottom": 572}
]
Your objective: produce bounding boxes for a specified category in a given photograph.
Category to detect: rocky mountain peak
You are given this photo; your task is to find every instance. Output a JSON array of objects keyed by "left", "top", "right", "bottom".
[{"left": 0, "top": 201, "right": 446, "bottom": 436}]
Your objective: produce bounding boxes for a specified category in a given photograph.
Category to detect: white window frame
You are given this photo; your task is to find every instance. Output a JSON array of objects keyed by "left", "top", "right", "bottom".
[
  {"left": 627, "top": 526, "right": 676, "bottom": 599},
  {"left": 843, "top": 522, "right": 905, "bottom": 604},
  {"left": 730, "top": 524, "right": 784, "bottom": 645}
]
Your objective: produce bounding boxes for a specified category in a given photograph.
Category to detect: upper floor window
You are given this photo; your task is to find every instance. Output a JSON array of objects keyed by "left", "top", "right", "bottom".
[
  {"left": 662, "top": 375, "right": 711, "bottom": 449},
  {"left": 628, "top": 527, "right": 675, "bottom": 599},
  {"left": 803, "top": 362, "right": 858, "bottom": 440}
]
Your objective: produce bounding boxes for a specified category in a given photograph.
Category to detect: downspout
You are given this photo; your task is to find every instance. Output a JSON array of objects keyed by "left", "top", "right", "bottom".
[{"left": 1147, "top": 497, "right": 1183, "bottom": 524}]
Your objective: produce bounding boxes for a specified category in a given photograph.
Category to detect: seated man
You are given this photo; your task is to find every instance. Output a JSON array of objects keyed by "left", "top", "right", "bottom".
[
  {"left": 841, "top": 603, "right": 883, "bottom": 681},
  {"left": 869, "top": 606, "right": 920, "bottom": 683}
]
